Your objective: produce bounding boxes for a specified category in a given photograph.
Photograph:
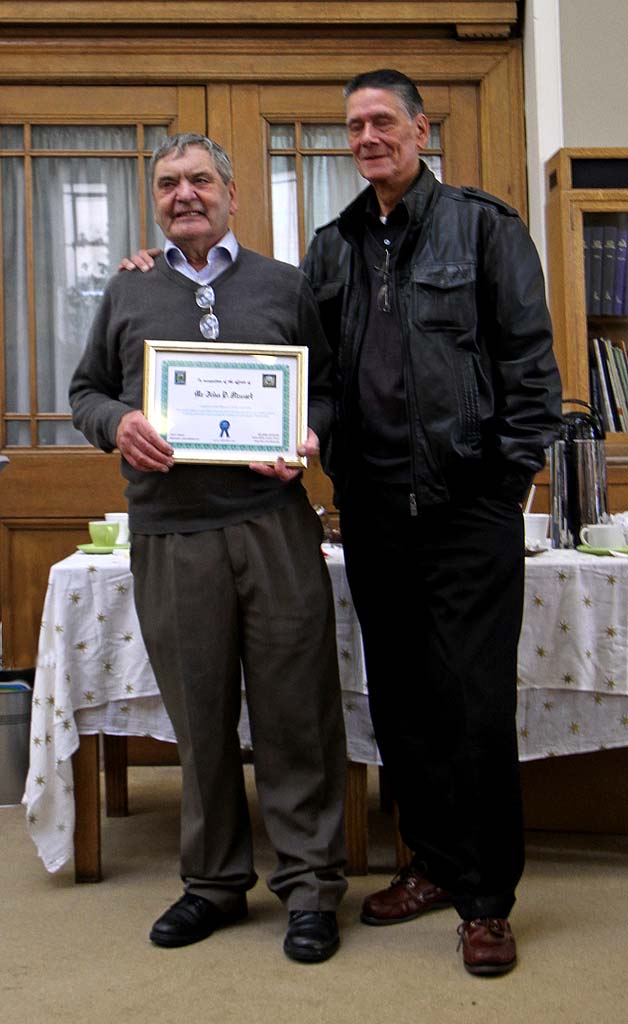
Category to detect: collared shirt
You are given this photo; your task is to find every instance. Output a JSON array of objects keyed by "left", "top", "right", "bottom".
[{"left": 164, "top": 229, "right": 239, "bottom": 284}]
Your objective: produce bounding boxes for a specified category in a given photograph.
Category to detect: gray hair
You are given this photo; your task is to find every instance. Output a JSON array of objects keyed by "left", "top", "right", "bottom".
[
  {"left": 149, "top": 132, "right": 234, "bottom": 186},
  {"left": 343, "top": 69, "right": 424, "bottom": 120}
]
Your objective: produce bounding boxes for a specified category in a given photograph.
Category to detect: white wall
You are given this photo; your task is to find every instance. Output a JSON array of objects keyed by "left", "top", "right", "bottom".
[
  {"left": 559, "top": 0, "right": 628, "bottom": 148},
  {"left": 523, "top": 0, "right": 563, "bottom": 275},
  {"left": 523, "top": 0, "right": 628, "bottom": 272}
]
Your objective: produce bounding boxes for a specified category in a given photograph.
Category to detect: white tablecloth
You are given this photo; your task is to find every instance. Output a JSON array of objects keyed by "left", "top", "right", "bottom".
[
  {"left": 23, "top": 545, "right": 628, "bottom": 872},
  {"left": 517, "top": 549, "right": 628, "bottom": 755}
]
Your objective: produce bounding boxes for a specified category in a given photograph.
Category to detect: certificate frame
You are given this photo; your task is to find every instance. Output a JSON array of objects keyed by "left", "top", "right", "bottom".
[{"left": 143, "top": 340, "right": 309, "bottom": 466}]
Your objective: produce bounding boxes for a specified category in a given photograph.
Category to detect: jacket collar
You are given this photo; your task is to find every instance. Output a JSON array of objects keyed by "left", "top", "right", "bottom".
[{"left": 337, "top": 161, "right": 439, "bottom": 242}]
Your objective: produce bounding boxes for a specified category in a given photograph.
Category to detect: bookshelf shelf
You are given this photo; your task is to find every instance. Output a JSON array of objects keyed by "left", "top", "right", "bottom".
[{"left": 546, "top": 148, "right": 628, "bottom": 507}]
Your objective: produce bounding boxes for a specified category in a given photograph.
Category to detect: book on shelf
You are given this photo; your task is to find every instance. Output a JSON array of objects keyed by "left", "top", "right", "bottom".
[
  {"left": 589, "top": 364, "right": 604, "bottom": 426},
  {"left": 615, "top": 228, "right": 628, "bottom": 315},
  {"left": 589, "top": 224, "right": 604, "bottom": 316},
  {"left": 602, "top": 337, "right": 628, "bottom": 429},
  {"left": 601, "top": 225, "right": 618, "bottom": 315},
  {"left": 591, "top": 336, "right": 621, "bottom": 431},
  {"left": 583, "top": 224, "right": 592, "bottom": 314},
  {"left": 612, "top": 341, "right": 628, "bottom": 412}
]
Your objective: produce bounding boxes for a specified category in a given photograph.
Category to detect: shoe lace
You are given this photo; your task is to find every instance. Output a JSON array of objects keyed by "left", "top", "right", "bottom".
[
  {"left": 390, "top": 864, "right": 422, "bottom": 888},
  {"left": 456, "top": 918, "right": 507, "bottom": 950}
]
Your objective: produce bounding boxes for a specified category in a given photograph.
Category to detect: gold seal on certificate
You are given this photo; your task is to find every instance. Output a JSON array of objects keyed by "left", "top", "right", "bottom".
[{"left": 143, "top": 340, "right": 309, "bottom": 466}]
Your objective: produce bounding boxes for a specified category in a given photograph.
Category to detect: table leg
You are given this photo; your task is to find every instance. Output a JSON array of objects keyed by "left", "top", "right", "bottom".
[
  {"left": 103, "top": 735, "right": 129, "bottom": 817},
  {"left": 72, "top": 734, "right": 102, "bottom": 883},
  {"left": 345, "top": 761, "right": 368, "bottom": 875}
]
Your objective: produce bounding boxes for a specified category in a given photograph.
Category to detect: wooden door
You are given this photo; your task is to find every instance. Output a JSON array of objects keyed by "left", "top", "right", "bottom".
[
  {"left": 0, "top": 86, "right": 205, "bottom": 667},
  {"left": 0, "top": 55, "right": 526, "bottom": 669}
]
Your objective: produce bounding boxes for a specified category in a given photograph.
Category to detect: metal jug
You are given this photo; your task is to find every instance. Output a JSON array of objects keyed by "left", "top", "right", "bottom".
[{"left": 550, "top": 399, "right": 607, "bottom": 548}]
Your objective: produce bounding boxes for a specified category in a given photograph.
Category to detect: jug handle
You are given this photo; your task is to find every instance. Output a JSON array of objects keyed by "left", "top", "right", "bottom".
[{"left": 562, "top": 398, "right": 606, "bottom": 440}]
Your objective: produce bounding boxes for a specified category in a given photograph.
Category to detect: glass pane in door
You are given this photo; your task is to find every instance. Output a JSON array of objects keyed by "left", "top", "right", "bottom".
[
  {"left": 2, "top": 156, "right": 29, "bottom": 414},
  {"left": 32, "top": 155, "right": 140, "bottom": 432},
  {"left": 271, "top": 155, "right": 298, "bottom": 266},
  {"left": 0, "top": 120, "right": 169, "bottom": 447},
  {"left": 268, "top": 120, "right": 443, "bottom": 264}
]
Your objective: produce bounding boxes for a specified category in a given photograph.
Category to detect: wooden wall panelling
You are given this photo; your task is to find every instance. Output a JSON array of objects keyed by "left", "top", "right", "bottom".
[
  {"left": 478, "top": 43, "right": 526, "bottom": 218},
  {"left": 0, "top": 2, "right": 519, "bottom": 32},
  {"left": 0, "top": 518, "right": 93, "bottom": 668},
  {"left": 229, "top": 85, "right": 272, "bottom": 257},
  {"left": 206, "top": 82, "right": 234, "bottom": 156},
  {"left": 0, "top": 37, "right": 517, "bottom": 84},
  {"left": 174, "top": 86, "right": 208, "bottom": 133},
  {"left": 442, "top": 84, "right": 480, "bottom": 188}
]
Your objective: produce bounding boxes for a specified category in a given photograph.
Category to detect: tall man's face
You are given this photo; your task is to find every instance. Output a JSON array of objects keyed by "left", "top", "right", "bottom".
[
  {"left": 345, "top": 87, "right": 430, "bottom": 192},
  {"left": 152, "top": 144, "right": 237, "bottom": 255}
]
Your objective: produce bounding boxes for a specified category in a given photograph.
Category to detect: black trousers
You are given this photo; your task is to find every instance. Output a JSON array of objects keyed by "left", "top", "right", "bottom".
[{"left": 341, "top": 479, "right": 525, "bottom": 920}]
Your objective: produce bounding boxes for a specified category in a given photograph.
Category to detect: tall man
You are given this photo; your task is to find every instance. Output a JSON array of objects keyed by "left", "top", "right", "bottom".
[
  {"left": 301, "top": 69, "right": 562, "bottom": 975},
  {"left": 70, "top": 133, "right": 347, "bottom": 964}
]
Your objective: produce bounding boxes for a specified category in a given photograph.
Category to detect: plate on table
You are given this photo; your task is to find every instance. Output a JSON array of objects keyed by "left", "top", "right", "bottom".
[
  {"left": 77, "top": 543, "right": 116, "bottom": 555},
  {"left": 524, "top": 540, "right": 550, "bottom": 556},
  {"left": 576, "top": 544, "right": 628, "bottom": 556}
]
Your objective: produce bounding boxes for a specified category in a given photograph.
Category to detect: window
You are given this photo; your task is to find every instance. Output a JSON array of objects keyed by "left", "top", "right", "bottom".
[
  {"left": 268, "top": 121, "right": 443, "bottom": 265},
  {"left": 0, "top": 123, "right": 169, "bottom": 447}
]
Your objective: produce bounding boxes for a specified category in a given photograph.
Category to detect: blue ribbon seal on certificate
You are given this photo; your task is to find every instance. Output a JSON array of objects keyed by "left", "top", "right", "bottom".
[{"left": 219, "top": 419, "right": 231, "bottom": 438}]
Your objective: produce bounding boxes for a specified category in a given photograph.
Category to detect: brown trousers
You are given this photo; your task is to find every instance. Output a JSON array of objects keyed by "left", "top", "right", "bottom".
[{"left": 131, "top": 493, "right": 347, "bottom": 912}]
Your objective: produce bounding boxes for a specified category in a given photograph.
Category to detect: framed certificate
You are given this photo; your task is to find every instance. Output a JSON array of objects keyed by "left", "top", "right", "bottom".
[{"left": 143, "top": 340, "right": 309, "bottom": 466}]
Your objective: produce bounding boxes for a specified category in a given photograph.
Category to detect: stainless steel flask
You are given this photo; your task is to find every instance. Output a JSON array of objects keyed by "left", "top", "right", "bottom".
[{"left": 549, "top": 400, "right": 607, "bottom": 547}]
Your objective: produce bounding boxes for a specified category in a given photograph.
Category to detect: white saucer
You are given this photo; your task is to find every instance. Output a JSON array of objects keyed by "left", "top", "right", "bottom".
[{"left": 524, "top": 540, "right": 550, "bottom": 555}]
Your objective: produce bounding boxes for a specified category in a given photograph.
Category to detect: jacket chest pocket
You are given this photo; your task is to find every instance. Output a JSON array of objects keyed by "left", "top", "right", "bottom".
[{"left": 410, "top": 262, "right": 477, "bottom": 332}]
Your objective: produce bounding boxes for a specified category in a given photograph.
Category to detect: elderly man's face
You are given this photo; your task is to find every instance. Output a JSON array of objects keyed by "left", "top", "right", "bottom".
[
  {"left": 152, "top": 145, "right": 237, "bottom": 254},
  {"left": 345, "top": 87, "right": 429, "bottom": 191}
]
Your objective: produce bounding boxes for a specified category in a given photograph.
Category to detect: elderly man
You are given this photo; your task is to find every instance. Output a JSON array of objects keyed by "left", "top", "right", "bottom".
[
  {"left": 301, "top": 68, "right": 562, "bottom": 975},
  {"left": 70, "top": 133, "right": 347, "bottom": 964}
]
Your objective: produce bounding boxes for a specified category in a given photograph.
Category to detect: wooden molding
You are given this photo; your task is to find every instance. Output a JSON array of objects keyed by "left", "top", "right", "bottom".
[
  {"left": 456, "top": 22, "right": 510, "bottom": 38},
  {"left": 0, "top": 36, "right": 520, "bottom": 83},
  {"left": 0, "top": 2, "right": 519, "bottom": 28}
]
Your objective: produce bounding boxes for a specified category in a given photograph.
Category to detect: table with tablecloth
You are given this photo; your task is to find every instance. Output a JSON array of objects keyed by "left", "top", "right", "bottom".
[{"left": 23, "top": 545, "right": 628, "bottom": 878}]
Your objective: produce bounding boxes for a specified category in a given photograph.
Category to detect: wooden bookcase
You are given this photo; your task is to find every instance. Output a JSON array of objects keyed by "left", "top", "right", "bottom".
[{"left": 546, "top": 148, "right": 628, "bottom": 511}]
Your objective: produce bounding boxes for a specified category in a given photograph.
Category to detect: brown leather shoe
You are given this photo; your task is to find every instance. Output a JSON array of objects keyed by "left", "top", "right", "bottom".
[
  {"left": 457, "top": 918, "right": 517, "bottom": 975},
  {"left": 360, "top": 865, "right": 453, "bottom": 926}
]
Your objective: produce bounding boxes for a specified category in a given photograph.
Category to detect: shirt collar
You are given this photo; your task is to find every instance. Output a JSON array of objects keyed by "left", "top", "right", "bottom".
[{"left": 164, "top": 229, "right": 239, "bottom": 280}]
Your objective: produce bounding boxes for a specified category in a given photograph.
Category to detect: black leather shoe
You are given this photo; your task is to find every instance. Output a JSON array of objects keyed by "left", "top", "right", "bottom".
[
  {"left": 149, "top": 893, "right": 247, "bottom": 948},
  {"left": 283, "top": 910, "right": 340, "bottom": 963}
]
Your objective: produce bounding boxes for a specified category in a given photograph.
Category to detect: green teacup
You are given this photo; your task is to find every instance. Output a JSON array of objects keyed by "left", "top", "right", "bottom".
[{"left": 88, "top": 520, "right": 119, "bottom": 546}]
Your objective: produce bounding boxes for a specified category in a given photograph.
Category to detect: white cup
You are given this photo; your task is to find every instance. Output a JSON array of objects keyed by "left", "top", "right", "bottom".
[
  {"left": 579, "top": 523, "right": 626, "bottom": 550},
  {"left": 523, "top": 512, "right": 550, "bottom": 546},
  {"left": 104, "top": 512, "right": 129, "bottom": 545}
]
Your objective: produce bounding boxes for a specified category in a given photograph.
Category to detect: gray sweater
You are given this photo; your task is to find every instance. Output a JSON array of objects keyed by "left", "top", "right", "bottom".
[{"left": 69, "top": 250, "right": 334, "bottom": 533}]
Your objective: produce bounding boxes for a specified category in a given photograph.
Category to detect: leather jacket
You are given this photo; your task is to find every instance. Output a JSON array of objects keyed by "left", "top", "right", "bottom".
[{"left": 301, "top": 163, "right": 562, "bottom": 510}]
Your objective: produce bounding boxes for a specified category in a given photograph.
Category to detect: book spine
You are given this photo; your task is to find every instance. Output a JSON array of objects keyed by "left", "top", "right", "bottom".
[
  {"left": 601, "top": 225, "right": 617, "bottom": 316},
  {"left": 602, "top": 337, "right": 627, "bottom": 430},
  {"left": 589, "top": 363, "right": 604, "bottom": 424},
  {"left": 613, "top": 228, "right": 628, "bottom": 316},
  {"left": 591, "top": 336, "right": 617, "bottom": 431},
  {"left": 583, "top": 224, "right": 592, "bottom": 315},
  {"left": 612, "top": 343, "right": 628, "bottom": 412},
  {"left": 589, "top": 225, "right": 604, "bottom": 316}
]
